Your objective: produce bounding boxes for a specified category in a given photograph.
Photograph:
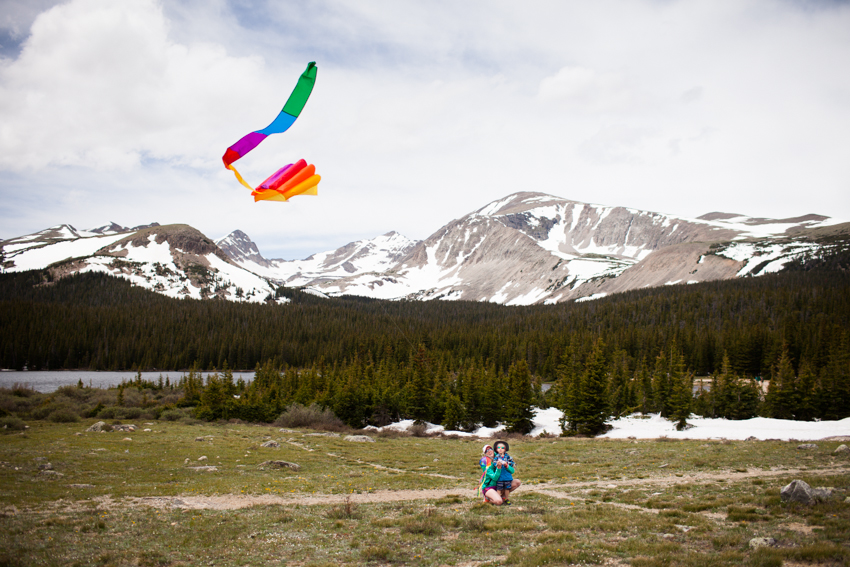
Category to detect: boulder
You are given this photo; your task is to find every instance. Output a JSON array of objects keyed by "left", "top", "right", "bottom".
[
  {"left": 260, "top": 440, "right": 280, "bottom": 448},
  {"left": 344, "top": 435, "right": 375, "bottom": 443},
  {"left": 780, "top": 479, "right": 833, "bottom": 505},
  {"left": 833, "top": 444, "right": 849, "bottom": 455},
  {"left": 749, "top": 537, "right": 776, "bottom": 549},
  {"left": 258, "top": 460, "right": 301, "bottom": 471},
  {"left": 86, "top": 421, "right": 109, "bottom": 432},
  {"left": 37, "top": 463, "right": 53, "bottom": 471},
  {"left": 797, "top": 443, "right": 818, "bottom": 450},
  {"left": 112, "top": 424, "right": 136, "bottom": 432}
]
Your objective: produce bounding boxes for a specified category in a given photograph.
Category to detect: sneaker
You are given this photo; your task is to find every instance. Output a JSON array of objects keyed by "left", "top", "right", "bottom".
[{"left": 503, "top": 500, "right": 511, "bottom": 506}]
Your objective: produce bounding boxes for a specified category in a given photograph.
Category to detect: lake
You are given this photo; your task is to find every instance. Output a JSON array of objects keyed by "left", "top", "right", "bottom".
[{"left": 0, "top": 370, "right": 256, "bottom": 393}]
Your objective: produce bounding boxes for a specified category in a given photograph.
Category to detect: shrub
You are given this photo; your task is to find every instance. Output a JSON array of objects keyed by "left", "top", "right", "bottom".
[
  {"left": 1, "top": 416, "right": 26, "bottom": 432},
  {"left": 273, "top": 403, "right": 345, "bottom": 431},
  {"left": 407, "top": 422, "right": 429, "bottom": 437},
  {"left": 360, "top": 546, "right": 393, "bottom": 562},
  {"left": 375, "top": 428, "right": 410, "bottom": 438},
  {"left": 47, "top": 408, "right": 80, "bottom": 423},
  {"left": 160, "top": 409, "right": 185, "bottom": 421},
  {"left": 97, "top": 406, "right": 120, "bottom": 419},
  {"left": 122, "top": 407, "right": 143, "bottom": 419},
  {"left": 33, "top": 402, "right": 77, "bottom": 421}
]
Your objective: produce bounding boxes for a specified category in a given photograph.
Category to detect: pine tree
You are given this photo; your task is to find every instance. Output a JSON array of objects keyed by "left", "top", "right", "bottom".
[
  {"left": 504, "top": 359, "right": 535, "bottom": 434},
  {"left": 668, "top": 350, "right": 692, "bottom": 431},
  {"left": 555, "top": 341, "right": 582, "bottom": 435},
  {"left": 766, "top": 345, "right": 798, "bottom": 419},
  {"left": 573, "top": 338, "right": 610, "bottom": 436}
]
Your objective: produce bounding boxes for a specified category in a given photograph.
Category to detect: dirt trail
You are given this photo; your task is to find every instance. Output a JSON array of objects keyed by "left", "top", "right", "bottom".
[{"left": 119, "top": 464, "right": 847, "bottom": 511}]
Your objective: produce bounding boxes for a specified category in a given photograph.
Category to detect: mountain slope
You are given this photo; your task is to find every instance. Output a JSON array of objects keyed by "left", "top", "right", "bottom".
[
  {"left": 312, "top": 192, "right": 847, "bottom": 305},
  {"left": 1, "top": 224, "right": 280, "bottom": 304},
  {"left": 215, "top": 230, "right": 418, "bottom": 287}
]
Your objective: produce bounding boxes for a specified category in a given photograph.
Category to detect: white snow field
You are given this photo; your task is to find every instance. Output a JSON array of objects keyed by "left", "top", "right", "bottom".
[{"left": 369, "top": 407, "right": 850, "bottom": 441}]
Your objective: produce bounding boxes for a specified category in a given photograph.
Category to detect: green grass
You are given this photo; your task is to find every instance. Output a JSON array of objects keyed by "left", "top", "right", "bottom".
[{"left": 0, "top": 421, "right": 848, "bottom": 566}]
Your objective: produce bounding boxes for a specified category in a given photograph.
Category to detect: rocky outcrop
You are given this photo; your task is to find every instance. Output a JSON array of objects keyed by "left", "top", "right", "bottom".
[{"left": 780, "top": 479, "right": 834, "bottom": 505}]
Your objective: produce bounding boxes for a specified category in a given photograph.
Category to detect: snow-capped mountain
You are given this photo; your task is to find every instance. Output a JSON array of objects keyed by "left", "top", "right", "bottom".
[
  {"left": 1, "top": 224, "right": 280, "bottom": 304},
  {"left": 310, "top": 192, "right": 847, "bottom": 305},
  {"left": 215, "top": 230, "right": 418, "bottom": 287},
  {"left": 3, "top": 192, "right": 846, "bottom": 306}
]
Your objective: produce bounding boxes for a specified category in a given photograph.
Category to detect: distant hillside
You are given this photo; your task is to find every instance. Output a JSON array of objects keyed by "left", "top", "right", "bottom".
[{"left": 2, "top": 241, "right": 848, "bottom": 381}]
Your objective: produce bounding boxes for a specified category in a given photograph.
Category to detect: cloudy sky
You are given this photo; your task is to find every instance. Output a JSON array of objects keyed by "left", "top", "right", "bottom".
[{"left": 1, "top": 0, "right": 849, "bottom": 259}]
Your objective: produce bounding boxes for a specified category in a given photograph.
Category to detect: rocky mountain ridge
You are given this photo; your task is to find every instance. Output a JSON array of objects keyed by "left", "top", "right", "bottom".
[{"left": 2, "top": 192, "right": 847, "bottom": 305}]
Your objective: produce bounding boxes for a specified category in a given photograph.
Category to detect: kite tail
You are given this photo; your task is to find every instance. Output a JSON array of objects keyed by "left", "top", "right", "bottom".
[{"left": 226, "top": 163, "right": 255, "bottom": 191}]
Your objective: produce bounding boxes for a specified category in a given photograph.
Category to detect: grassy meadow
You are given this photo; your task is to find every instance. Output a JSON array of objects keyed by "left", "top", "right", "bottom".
[{"left": 1, "top": 419, "right": 849, "bottom": 567}]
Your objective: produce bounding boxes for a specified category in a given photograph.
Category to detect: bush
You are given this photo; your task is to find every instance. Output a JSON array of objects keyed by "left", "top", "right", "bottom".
[
  {"left": 407, "top": 422, "right": 429, "bottom": 437},
  {"left": 47, "top": 408, "right": 80, "bottom": 423},
  {"left": 97, "top": 406, "right": 120, "bottom": 419},
  {"left": 33, "top": 402, "right": 78, "bottom": 421},
  {"left": 160, "top": 409, "right": 186, "bottom": 421},
  {"left": 122, "top": 407, "right": 143, "bottom": 419},
  {"left": 1, "top": 416, "right": 26, "bottom": 433},
  {"left": 273, "top": 403, "right": 345, "bottom": 431}
]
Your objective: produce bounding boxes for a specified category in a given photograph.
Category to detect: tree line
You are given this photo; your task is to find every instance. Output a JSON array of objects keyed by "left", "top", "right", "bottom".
[{"left": 1, "top": 240, "right": 849, "bottom": 427}]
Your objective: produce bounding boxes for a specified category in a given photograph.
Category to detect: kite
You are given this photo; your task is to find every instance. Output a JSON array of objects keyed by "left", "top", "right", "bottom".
[{"left": 222, "top": 62, "right": 320, "bottom": 202}]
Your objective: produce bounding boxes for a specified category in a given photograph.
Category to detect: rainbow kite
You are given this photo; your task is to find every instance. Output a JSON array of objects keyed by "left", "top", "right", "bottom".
[{"left": 222, "top": 62, "right": 320, "bottom": 202}]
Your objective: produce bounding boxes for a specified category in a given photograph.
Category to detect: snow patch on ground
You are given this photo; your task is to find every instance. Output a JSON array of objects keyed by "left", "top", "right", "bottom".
[{"left": 370, "top": 408, "right": 850, "bottom": 441}]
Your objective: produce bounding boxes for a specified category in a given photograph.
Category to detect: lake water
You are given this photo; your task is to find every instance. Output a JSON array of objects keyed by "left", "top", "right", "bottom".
[{"left": 0, "top": 371, "right": 256, "bottom": 393}]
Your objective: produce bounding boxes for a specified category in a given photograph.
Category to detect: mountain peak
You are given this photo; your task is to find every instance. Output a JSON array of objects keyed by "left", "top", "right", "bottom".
[{"left": 215, "top": 230, "right": 270, "bottom": 268}]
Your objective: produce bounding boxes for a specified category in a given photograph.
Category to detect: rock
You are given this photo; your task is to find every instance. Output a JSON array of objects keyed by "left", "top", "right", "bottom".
[
  {"left": 258, "top": 460, "right": 301, "bottom": 471},
  {"left": 304, "top": 432, "right": 340, "bottom": 437},
  {"left": 39, "top": 470, "right": 64, "bottom": 478},
  {"left": 749, "top": 537, "right": 776, "bottom": 549},
  {"left": 198, "top": 456, "right": 208, "bottom": 461},
  {"left": 260, "top": 440, "right": 280, "bottom": 448},
  {"left": 188, "top": 466, "right": 218, "bottom": 472},
  {"left": 37, "top": 463, "right": 53, "bottom": 471},
  {"left": 746, "top": 436, "right": 758, "bottom": 441},
  {"left": 68, "top": 484, "right": 95, "bottom": 489},
  {"left": 344, "top": 435, "right": 375, "bottom": 443},
  {"left": 797, "top": 443, "right": 818, "bottom": 450},
  {"left": 143, "top": 428, "right": 151, "bottom": 432},
  {"left": 112, "top": 424, "right": 136, "bottom": 432},
  {"left": 122, "top": 438, "right": 132, "bottom": 442},
  {"left": 833, "top": 444, "right": 849, "bottom": 455},
  {"left": 780, "top": 479, "right": 834, "bottom": 505},
  {"left": 184, "top": 458, "right": 189, "bottom": 464},
  {"left": 86, "top": 421, "right": 109, "bottom": 432},
  {"left": 195, "top": 437, "right": 205, "bottom": 442}
]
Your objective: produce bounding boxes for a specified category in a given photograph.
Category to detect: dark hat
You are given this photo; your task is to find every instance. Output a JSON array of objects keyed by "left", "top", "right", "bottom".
[{"left": 494, "top": 440, "right": 509, "bottom": 452}]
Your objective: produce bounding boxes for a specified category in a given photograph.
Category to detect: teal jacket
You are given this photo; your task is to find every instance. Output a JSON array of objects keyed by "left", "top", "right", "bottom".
[{"left": 480, "top": 457, "right": 514, "bottom": 488}]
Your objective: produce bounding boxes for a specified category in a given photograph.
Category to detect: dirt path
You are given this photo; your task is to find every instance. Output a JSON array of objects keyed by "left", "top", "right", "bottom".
[{"left": 116, "top": 464, "right": 847, "bottom": 511}]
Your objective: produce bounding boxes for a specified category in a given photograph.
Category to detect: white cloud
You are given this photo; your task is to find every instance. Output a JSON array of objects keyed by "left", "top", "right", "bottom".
[
  {"left": 1, "top": 0, "right": 849, "bottom": 258},
  {"left": 539, "top": 66, "right": 633, "bottom": 113},
  {"left": 0, "top": 0, "right": 269, "bottom": 171}
]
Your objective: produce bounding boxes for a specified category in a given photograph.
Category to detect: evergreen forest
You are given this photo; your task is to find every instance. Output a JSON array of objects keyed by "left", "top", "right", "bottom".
[{"left": 1, "top": 242, "right": 849, "bottom": 433}]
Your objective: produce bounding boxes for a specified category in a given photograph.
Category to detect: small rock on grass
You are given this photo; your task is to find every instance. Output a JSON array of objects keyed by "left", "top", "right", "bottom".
[
  {"left": 833, "top": 444, "right": 849, "bottom": 455},
  {"left": 749, "top": 537, "right": 776, "bottom": 549},
  {"left": 260, "top": 440, "right": 280, "bottom": 448},
  {"left": 797, "top": 443, "right": 818, "bottom": 450},
  {"left": 345, "top": 435, "right": 375, "bottom": 443}
]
